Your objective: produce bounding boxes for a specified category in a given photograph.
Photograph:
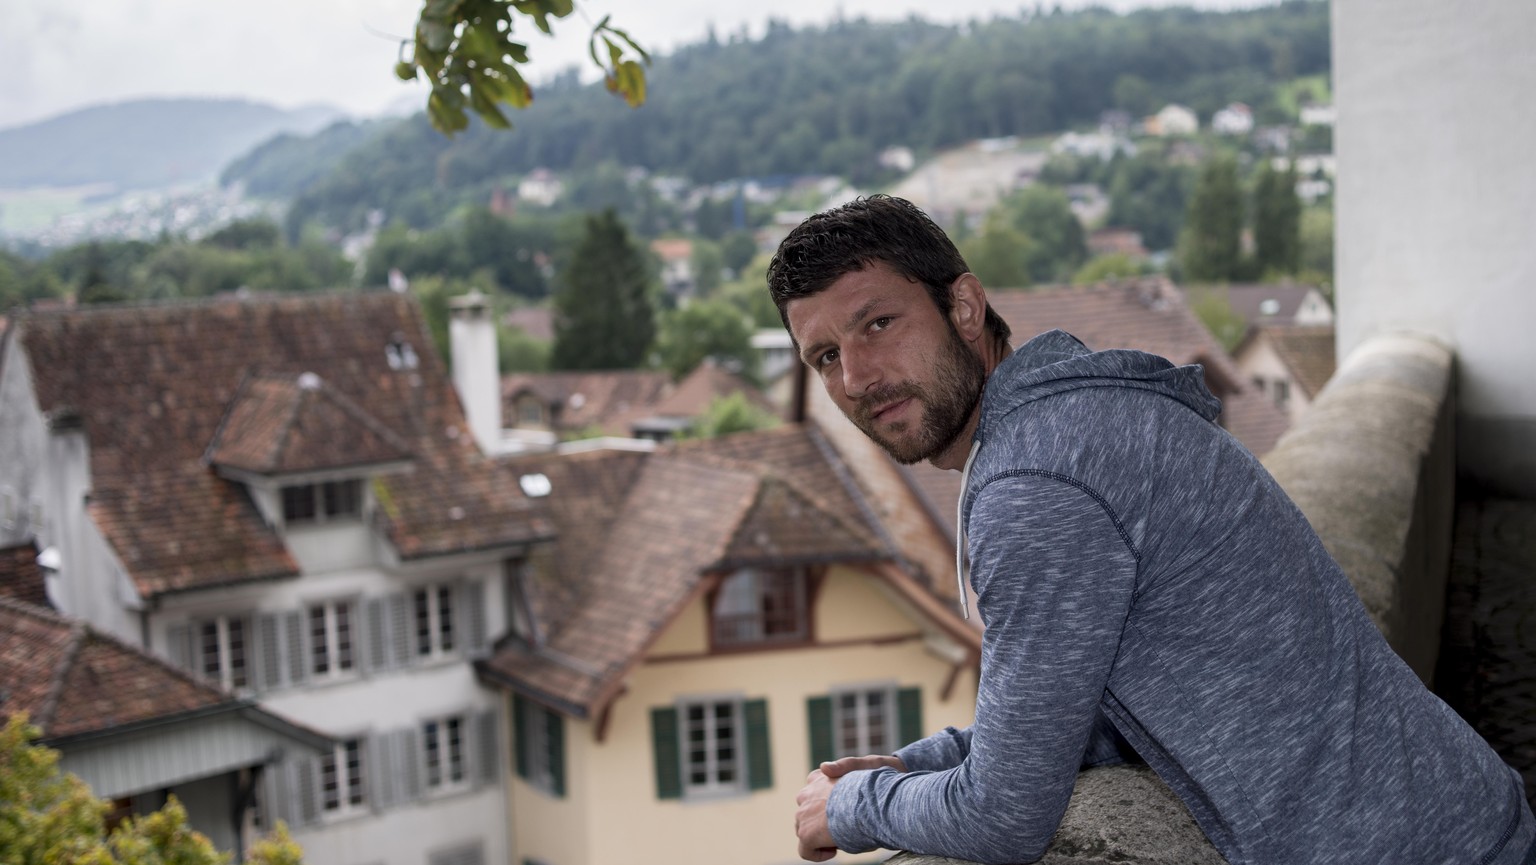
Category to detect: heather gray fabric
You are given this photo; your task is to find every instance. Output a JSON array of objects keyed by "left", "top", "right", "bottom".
[{"left": 826, "top": 330, "right": 1534, "bottom": 865}]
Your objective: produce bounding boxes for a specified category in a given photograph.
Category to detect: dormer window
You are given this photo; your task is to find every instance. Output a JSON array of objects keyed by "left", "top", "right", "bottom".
[
  {"left": 282, "top": 479, "right": 362, "bottom": 524},
  {"left": 711, "top": 567, "right": 810, "bottom": 649}
]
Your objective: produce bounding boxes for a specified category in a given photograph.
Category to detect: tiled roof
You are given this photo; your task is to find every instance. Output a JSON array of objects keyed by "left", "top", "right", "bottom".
[
  {"left": 1263, "top": 325, "right": 1337, "bottom": 399},
  {"left": 481, "top": 424, "right": 965, "bottom": 718},
  {"left": 0, "top": 542, "right": 49, "bottom": 608},
  {"left": 1219, "top": 283, "right": 1327, "bottom": 326},
  {"left": 502, "top": 369, "right": 672, "bottom": 435},
  {"left": 19, "top": 293, "right": 553, "bottom": 597},
  {"left": 644, "top": 362, "right": 777, "bottom": 421},
  {"left": 206, "top": 372, "right": 414, "bottom": 475},
  {"left": 0, "top": 596, "right": 233, "bottom": 739}
]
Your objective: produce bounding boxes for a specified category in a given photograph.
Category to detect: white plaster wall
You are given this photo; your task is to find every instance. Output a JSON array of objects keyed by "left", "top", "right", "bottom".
[
  {"left": 0, "top": 333, "right": 47, "bottom": 549},
  {"left": 1334, "top": 0, "right": 1536, "bottom": 493}
]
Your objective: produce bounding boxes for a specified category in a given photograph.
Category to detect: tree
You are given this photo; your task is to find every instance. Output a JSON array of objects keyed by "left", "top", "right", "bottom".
[
  {"left": 399, "top": 0, "right": 650, "bottom": 134},
  {"left": 685, "top": 392, "right": 780, "bottom": 440},
  {"left": 1178, "top": 156, "right": 1244, "bottom": 282},
  {"left": 960, "top": 218, "right": 1033, "bottom": 289},
  {"left": 999, "top": 186, "right": 1088, "bottom": 284},
  {"left": 1188, "top": 287, "right": 1248, "bottom": 353},
  {"left": 550, "top": 210, "right": 655, "bottom": 370},
  {"left": 0, "top": 714, "right": 303, "bottom": 864},
  {"left": 1252, "top": 160, "right": 1301, "bottom": 276},
  {"left": 1072, "top": 253, "right": 1148, "bottom": 285},
  {"left": 654, "top": 299, "right": 756, "bottom": 379}
]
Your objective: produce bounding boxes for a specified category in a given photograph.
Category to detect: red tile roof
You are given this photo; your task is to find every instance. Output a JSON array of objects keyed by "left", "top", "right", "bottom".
[
  {"left": 502, "top": 369, "right": 672, "bottom": 435},
  {"left": 0, "top": 542, "right": 49, "bottom": 608},
  {"left": 206, "top": 372, "right": 413, "bottom": 475},
  {"left": 18, "top": 293, "right": 553, "bottom": 597},
  {"left": 1262, "top": 325, "right": 1337, "bottom": 399}
]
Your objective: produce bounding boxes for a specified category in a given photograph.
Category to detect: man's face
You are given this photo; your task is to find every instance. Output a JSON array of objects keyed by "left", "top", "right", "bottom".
[{"left": 785, "top": 262, "right": 985, "bottom": 465}]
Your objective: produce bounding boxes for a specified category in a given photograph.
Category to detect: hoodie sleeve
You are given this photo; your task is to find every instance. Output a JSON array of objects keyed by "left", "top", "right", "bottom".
[{"left": 826, "top": 473, "right": 1140, "bottom": 864}]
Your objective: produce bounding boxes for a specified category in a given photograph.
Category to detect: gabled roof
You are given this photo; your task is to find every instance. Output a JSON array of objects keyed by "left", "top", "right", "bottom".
[
  {"left": 18, "top": 293, "right": 553, "bottom": 598},
  {"left": 0, "top": 542, "right": 49, "bottom": 608},
  {"left": 502, "top": 369, "right": 672, "bottom": 435},
  {"left": 1257, "top": 324, "right": 1337, "bottom": 399},
  {"left": 835, "top": 278, "right": 1292, "bottom": 542},
  {"left": 1219, "top": 283, "right": 1329, "bottom": 326},
  {"left": 644, "top": 362, "right": 777, "bottom": 422},
  {"left": 480, "top": 423, "right": 969, "bottom": 719},
  {"left": 206, "top": 372, "right": 413, "bottom": 475},
  {"left": 0, "top": 596, "right": 324, "bottom": 749}
]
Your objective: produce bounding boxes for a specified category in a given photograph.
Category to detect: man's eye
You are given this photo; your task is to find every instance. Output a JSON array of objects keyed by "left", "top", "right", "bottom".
[
  {"left": 870, "top": 316, "right": 893, "bottom": 331},
  {"left": 817, "top": 349, "right": 839, "bottom": 368}
]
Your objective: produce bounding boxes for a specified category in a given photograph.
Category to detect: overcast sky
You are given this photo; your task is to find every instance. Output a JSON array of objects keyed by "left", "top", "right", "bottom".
[{"left": 1, "top": 0, "right": 1280, "bottom": 131}]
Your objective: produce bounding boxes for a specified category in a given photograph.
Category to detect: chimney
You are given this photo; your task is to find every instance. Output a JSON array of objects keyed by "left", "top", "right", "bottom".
[{"left": 448, "top": 290, "right": 502, "bottom": 454}]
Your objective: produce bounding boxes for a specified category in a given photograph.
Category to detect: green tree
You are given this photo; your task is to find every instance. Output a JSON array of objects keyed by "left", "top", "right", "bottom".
[
  {"left": 1188, "top": 287, "right": 1249, "bottom": 352},
  {"left": 655, "top": 299, "right": 756, "bottom": 379},
  {"left": 685, "top": 392, "right": 780, "bottom": 439},
  {"left": 0, "top": 714, "right": 303, "bottom": 865},
  {"left": 77, "top": 245, "right": 128, "bottom": 305},
  {"left": 960, "top": 218, "right": 1032, "bottom": 289},
  {"left": 204, "top": 219, "right": 282, "bottom": 251},
  {"left": 715, "top": 253, "right": 782, "bottom": 330},
  {"left": 1252, "top": 160, "right": 1301, "bottom": 276},
  {"left": 999, "top": 186, "right": 1088, "bottom": 284},
  {"left": 689, "top": 239, "right": 724, "bottom": 295},
  {"left": 550, "top": 210, "right": 655, "bottom": 370},
  {"left": 1299, "top": 206, "right": 1335, "bottom": 297},
  {"left": 719, "top": 231, "right": 759, "bottom": 278},
  {"left": 1072, "top": 253, "right": 1148, "bottom": 285},
  {"left": 1178, "top": 156, "right": 1245, "bottom": 283}
]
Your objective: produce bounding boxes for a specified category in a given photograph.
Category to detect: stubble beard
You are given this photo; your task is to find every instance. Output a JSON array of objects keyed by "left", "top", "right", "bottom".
[{"left": 850, "top": 325, "right": 986, "bottom": 465}]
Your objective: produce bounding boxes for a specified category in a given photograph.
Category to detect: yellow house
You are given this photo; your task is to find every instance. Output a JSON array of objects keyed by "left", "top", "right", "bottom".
[{"left": 478, "top": 424, "right": 981, "bottom": 865}]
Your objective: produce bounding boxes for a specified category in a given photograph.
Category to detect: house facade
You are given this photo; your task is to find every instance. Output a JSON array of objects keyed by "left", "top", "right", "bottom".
[
  {"left": 1233, "top": 325, "right": 1337, "bottom": 425},
  {"left": 0, "top": 294, "right": 554, "bottom": 865}
]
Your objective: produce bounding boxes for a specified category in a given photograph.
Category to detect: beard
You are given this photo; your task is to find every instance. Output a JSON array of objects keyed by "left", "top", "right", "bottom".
[{"left": 849, "top": 323, "right": 986, "bottom": 465}]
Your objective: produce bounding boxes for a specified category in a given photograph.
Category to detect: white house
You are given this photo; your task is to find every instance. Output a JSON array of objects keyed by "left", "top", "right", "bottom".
[
  {"left": 1146, "top": 104, "right": 1199, "bottom": 137},
  {"left": 1212, "top": 103, "right": 1255, "bottom": 136}
]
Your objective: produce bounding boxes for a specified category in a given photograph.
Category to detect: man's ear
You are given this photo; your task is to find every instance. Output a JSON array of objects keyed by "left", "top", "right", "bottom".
[{"left": 948, "top": 273, "right": 988, "bottom": 343}]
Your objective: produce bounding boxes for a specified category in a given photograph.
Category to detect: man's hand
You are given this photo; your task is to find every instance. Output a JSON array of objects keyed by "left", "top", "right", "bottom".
[{"left": 795, "top": 755, "right": 908, "bottom": 861}]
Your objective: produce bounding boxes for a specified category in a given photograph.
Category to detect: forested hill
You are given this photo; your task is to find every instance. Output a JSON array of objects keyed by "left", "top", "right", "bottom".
[{"left": 247, "top": 1, "right": 1328, "bottom": 233}]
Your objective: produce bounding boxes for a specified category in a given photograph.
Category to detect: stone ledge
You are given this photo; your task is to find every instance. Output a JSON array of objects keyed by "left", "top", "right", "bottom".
[{"left": 887, "top": 765, "right": 1224, "bottom": 865}]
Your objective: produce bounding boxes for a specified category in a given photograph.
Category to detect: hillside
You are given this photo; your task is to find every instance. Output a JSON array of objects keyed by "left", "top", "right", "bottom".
[
  {"left": 238, "top": 1, "right": 1329, "bottom": 234},
  {"left": 0, "top": 98, "right": 343, "bottom": 191}
]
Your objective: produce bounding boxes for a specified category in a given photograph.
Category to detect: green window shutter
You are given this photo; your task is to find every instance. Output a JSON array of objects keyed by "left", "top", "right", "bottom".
[
  {"left": 897, "top": 687, "right": 923, "bottom": 748},
  {"left": 650, "top": 707, "right": 682, "bottom": 800},
  {"left": 546, "top": 709, "right": 566, "bottom": 798},
  {"left": 806, "top": 696, "right": 834, "bottom": 769},
  {"left": 744, "top": 698, "right": 773, "bottom": 791},
  {"left": 512, "top": 695, "right": 530, "bottom": 780}
]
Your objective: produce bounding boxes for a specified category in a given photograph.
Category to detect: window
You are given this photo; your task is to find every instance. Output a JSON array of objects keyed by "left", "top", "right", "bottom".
[
  {"left": 414, "top": 583, "right": 456, "bottom": 656},
  {"left": 807, "top": 687, "right": 923, "bottom": 769},
  {"left": 197, "top": 615, "right": 249, "bottom": 690},
  {"left": 309, "top": 600, "right": 356, "bottom": 678},
  {"left": 650, "top": 698, "right": 771, "bottom": 800},
  {"left": 282, "top": 480, "right": 362, "bottom": 525},
  {"left": 513, "top": 695, "right": 565, "bottom": 797},
  {"left": 1251, "top": 376, "right": 1266, "bottom": 394},
  {"left": 712, "top": 568, "right": 809, "bottom": 649},
  {"left": 423, "top": 715, "right": 468, "bottom": 792},
  {"left": 321, "top": 738, "right": 366, "bottom": 815},
  {"left": 1274, "top": 379, "right": 1291, "bottom": 409},
  {"left": 516, "top": 397, "right": 544, "bottom": 427}
]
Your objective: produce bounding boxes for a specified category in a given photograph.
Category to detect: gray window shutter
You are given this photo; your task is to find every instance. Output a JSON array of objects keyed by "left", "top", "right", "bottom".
[
  {"left": 283, "top": 610, "right": 308, "bottom": 685},
  {"left": 260, "top": 761, "right": 287, "bottom": 829},
  {"left": 365, "top": 597, "right": 389, "bottom": 673},
  {"left": 461, "top": 580, "right": 487, "bottom": 655},
  {"left": 650, "top": 707, "right": 681, "bottom": 800},
  {"left": 512, "top": 695, "right": 530, "bottom": 780},
  {"left": 165, "top": 623, "right": 192, "bottom": 671},
  {"left": 368, "top": 734, "right": 394, "bottom": 811},
  {"left": 296, "top": 756, "right": 321, "bottom": 826},
  {"left": 897, "top": 687, "right": 923, "bottom": 748},
  {"left": 744, "top": 698, "right": 772, "bottom": 791},
  {"left": 806, "top": 696, "right": 834, "bottom": 769},
  {"left": 256, "top": 614, "right": 283, "bottom": 691},
  {"left": 546, "top": 709, "right": 565, "bottom": 798},
  {"left": 389, "top": 593, "right": 413, "bottom": 668},
  {"left": 399, "top": 727, "right": 424, "bottom": 802},
  {"left": 475, "top": 709, "right": 500, "bottom": 788}
]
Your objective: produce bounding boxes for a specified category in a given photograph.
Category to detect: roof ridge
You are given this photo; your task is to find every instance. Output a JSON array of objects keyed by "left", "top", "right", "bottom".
[
  {"left": 309, "top": 376, "right": 416, "bottom": 458},
  {"left": 36, "top": 619, "right": 87, "bottom": 731},
  {"left": 15, "top": 288, "right": 401, "bottom": 321}
]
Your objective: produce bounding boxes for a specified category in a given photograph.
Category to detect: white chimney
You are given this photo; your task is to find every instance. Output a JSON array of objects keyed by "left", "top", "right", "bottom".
[{"left": 448, "top": 290, "right": 502, "bottom": 455}]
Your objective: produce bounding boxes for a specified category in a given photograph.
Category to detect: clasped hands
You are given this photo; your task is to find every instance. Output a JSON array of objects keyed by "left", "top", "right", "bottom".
[{"left": 794, "top": 754, "right": 907, "bottom": 862}]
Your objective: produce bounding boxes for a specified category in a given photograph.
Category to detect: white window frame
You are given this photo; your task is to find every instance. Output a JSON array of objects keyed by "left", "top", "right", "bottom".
[
  {"left": 320, "top": 737, "right": 367, "bottom": 818},
  {"left": 412, "top": 582, "right": 457, "bottom": 658},
  {"left": 678, "top": 696, "right": 746, "bottom": 799},
  {"left": 832, "top": 685, "right": 898, "bottom": 759},
  {"left": 711, "top": 567, "right": 810, "bottom": 648},
  {"left": 307, "top": 598, "right": 358, "bottom": 680},
  {"left": 195, "top": 615, "right": 250, "bottom": 691},
  {"left": 422, "top": 714, "right": 470, "bottom": 795}
]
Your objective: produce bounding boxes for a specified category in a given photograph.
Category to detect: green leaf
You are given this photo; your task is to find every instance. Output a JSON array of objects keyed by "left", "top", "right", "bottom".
[{"left": 394, "top": 61, "right": 418, "bottom": 81}]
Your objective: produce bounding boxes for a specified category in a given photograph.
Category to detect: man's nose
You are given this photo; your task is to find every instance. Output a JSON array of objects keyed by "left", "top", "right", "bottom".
[{"left": 840, "top": 349, "right": 881, "bottom": 400}]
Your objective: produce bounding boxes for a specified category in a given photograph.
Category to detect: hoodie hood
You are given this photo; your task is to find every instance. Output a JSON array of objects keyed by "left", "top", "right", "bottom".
[{"left": 975, "top": 329, "right": 1221, "bottom": 447}]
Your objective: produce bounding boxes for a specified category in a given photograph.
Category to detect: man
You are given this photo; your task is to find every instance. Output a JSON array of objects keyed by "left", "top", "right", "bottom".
[{"left": 768, "top": 195, "right": 1534, "bottom": 865}]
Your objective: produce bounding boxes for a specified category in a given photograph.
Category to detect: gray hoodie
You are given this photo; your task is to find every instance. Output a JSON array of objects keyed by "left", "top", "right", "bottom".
[{"left": 826, "top": 330, "right": 1532, "bottom": 865}]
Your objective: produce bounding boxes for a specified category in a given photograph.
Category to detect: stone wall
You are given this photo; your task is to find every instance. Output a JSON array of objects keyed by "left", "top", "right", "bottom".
[{"left": 893, "top": 333, "right": 1457, "bottom": 865}]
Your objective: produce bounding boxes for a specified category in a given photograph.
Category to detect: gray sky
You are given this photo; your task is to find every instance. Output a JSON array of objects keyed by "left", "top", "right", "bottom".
[{"left": 0, "top": 0, "right": 1278, "bottom": 131}]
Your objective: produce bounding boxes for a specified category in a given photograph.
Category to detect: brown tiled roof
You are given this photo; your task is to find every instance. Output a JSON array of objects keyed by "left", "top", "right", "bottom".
[
  {"left": 645, "top": 362, "right": 776, "bottom": 421},
  {"left": 502, "top": 370, "right": 672, "bottom": 435},
  {"left": 1219, "top": 283, "right": 1327, "bottom": 326},
  {"left": 1263, "top": 325, "right": 1337, "bottom": 399},
  {"left": 480, "top": 424, "right": 968, "bottom": 718},
  {"left": 0, "top": 596, "right": 232, "bottom": 739},
  {"left": 19, "top": 293, "right": 553, "bottom": 597},
  {"left": 503, "top": 307, "right": 553, "bottom": 342},
  {"left": 0, "top": 542, "right": 49, "bottom": 608},
  {"left": 206, "top": 372, "right": 414, "bottom": 475}
]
